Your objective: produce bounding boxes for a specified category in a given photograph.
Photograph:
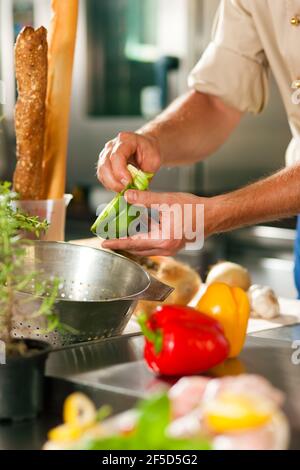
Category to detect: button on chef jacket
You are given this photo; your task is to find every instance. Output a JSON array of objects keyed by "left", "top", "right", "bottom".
[{"left": 188, "top": 0, "right": 300, "bottom": 295}]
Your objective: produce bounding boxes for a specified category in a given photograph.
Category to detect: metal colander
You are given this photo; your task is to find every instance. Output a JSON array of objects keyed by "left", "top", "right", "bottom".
[{"left": 13, "top": 242, "right": 173, "bottom": 348}]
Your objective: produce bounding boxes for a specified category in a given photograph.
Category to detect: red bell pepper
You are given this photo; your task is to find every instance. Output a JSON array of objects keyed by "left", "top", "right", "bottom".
[{"left": 138, "top": 305, "right": 229, "bottom": 377}]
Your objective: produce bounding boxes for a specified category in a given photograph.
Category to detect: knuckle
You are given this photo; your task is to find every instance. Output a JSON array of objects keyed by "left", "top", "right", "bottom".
[
  {"left": 99, "top": 144, "right": 113, "bottom": 163},
  {"left": 110, "top": 150, "right": 121, "bottom": 161},
  {"left": 139, "top": 193, "right": 148, "bottom": 205},
  {"left": 118, "top": 131, "right": 131, "bottom": 141},
  {"left": 98, "top": 154, "right": 109, "bottom": 168},
  {"left": 114, "top": 139, "right": 130, "bottom": 153},
  {"left": 104, "top": 140, "right": 114, "bottom": 150},
  {"left": 126, "top": 240, "right": 137, "bottom": 250},
  {"left": 98, "top": 150, "right": 106, "bottom": 164},
  {"left": 160, "top": 240, "right": 171, "bottom": 250}
]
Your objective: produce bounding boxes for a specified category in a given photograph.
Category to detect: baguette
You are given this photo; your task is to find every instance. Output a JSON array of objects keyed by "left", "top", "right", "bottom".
[
  {"left": 42, "top": 0, "right": 79, "bottom": 199},
  {"left": 13, "top": 26, "right": 48, "bottom": 200}
]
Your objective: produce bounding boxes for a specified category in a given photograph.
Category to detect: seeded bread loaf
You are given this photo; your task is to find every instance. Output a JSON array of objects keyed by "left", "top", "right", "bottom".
[{"left": 13, "top": 26, "right": 48, "bottom": 200}]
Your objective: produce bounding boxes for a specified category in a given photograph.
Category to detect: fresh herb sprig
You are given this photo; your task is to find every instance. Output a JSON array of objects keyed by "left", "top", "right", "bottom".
[
  {"left": 0, "top": 182, "right": 59, "bottom": 349},
  {"left": 82, "top": 394, "right": 211, "bottom": 451}
]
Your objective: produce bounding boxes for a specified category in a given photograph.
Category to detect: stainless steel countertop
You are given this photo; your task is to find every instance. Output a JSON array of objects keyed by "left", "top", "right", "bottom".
[
  {"left": 47, "top": 331, "right": 300, "bottom": 449},
  {"left": 1, "top": 331, "right": 300, "bottom": 449}
]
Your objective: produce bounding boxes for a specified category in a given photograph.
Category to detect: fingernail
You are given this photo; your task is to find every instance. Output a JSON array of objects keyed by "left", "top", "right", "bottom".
[
  {"left": 125, "top": 190, "right": 137, "bottom": 203},
  {"left": 121, "top": 178, "right": 129, "bottom": 187},
  {"left": 102, "top": 240, "right": 113, "bottom": 247}
]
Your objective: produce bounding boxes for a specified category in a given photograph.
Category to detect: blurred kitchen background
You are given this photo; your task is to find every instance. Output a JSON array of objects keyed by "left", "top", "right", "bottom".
[{"left": 0, "top": 0, "right": 297, "bottom": 298}]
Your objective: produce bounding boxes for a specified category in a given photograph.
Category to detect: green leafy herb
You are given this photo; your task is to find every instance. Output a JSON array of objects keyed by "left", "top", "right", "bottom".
[
  {"left": 81, "top": 394, "right": 211, "bottom": 451},
  {"left": 95, "top": 405, "right": 112, "bottom": 423},
  {"left": 0, "top": 182, "right": 60, "bottom": 348}
]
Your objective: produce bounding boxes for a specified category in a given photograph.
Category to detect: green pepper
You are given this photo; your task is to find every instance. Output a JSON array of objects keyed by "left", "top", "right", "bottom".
[{"left": 91, "top": 164, "right": 153, "bottom": 239}]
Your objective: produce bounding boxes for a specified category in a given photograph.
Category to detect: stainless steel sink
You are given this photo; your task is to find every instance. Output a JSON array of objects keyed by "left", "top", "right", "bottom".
[
  {"left": 225, "top": 227, "right": 297, "bottom": 298},
  {"left": 177, "top": 226, "right": 297, "bottom": 299},
  {"left": 250, "top": 325, "right": 300, "bottom": 343}
]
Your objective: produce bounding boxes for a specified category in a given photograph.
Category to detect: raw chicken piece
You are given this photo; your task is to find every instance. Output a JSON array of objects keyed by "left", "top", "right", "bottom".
[
  {"left": 168, "top": 409, "right": 204, "bottom": 440},
  {"left": 213, "top": 411, "right": 290, "bottom": 451},
  {"left": 168, "top": 409, "right": 290, "bottom": 451},
  {"left": 44, "top": 441, "right": 73, "bottom": 450},
  {"left": 203, "top": 375, "right": 284, "bottom": 407},
  {"left": 169, "top": 375, "right": 284, "bottom": 421},
  {"left": 101, "top": 410, "right": 138, "bottom": 436},
  {"left": 168, "top": 377, "right": 211, "bottom": 419},
  {"left": 167, "top": 374, "right": 288, "bottom": 451}
]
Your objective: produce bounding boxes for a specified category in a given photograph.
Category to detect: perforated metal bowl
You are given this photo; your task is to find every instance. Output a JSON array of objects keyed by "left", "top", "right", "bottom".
[{"left": 13, "top": 242, "right": 173, "bottom": 348}]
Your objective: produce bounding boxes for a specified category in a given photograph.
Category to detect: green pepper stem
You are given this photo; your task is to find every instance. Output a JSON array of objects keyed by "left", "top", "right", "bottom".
[{"left": 137, "top": 313, "right": 163, "bottom": 355}]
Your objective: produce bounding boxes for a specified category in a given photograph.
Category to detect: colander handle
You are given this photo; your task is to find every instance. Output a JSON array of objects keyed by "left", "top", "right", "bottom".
[{"left": 136, "top": 275, "right": 174, "bottom": 302}]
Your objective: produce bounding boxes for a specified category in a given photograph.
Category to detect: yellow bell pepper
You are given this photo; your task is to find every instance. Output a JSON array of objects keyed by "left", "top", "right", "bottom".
[
  {"left": 197, "top": 282, "right": 250, "bottom": 358},
  {"left": 48, "top": 423, "right": 83, "bottom": 443},
  {"left": 48, "top": 393, "right": 97, "bottom": 444},
  {"left": 63, "top": 392, "right": 96, "bottom": 427},
  {"left": 203, "top": 392, "right": 273, "bottom": 434}
]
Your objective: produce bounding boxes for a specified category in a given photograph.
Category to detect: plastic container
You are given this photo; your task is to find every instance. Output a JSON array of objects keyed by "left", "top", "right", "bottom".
[{"left": 16, "top": 194, "right": 73, "bottom": 241}]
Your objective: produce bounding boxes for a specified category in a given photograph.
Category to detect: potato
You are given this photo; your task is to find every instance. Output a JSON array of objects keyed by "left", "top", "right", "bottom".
[
  {"left": 134, "top": 257, "right": 202, "bottom": 317},
  {"left": 206, "top": 261, "right": 251, "bottom": 291}
]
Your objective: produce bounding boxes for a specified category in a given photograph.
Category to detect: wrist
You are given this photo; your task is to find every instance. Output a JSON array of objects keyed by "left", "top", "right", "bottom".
[
  {"left": 204, "top": 194, "right": 230, "bottom": 237},
  {"left": 137, "top": 126, "right": 164, "bottom": 166}
]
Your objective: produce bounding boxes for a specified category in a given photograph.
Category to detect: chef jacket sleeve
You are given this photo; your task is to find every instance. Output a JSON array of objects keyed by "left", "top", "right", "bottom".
[{"left": 188, "top": 0, "right": 269, "bottom": 114}]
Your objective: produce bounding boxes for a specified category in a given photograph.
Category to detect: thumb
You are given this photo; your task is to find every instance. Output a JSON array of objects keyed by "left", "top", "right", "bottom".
[{"left": 125, "top": 190, "right": 170, "bottom": 208}]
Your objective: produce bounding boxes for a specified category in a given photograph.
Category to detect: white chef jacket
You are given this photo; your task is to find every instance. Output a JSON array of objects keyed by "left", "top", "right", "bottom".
[{"left": 188, "top": 0, "right": 300, "bottom": 164}]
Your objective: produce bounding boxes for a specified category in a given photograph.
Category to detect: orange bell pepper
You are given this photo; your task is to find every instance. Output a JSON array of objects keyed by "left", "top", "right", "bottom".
[{"left": 197, "top": 282, "right": 250, "bottom": 358}]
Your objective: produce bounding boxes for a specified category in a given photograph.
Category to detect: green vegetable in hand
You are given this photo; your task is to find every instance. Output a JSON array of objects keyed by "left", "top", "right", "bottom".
[{"left": 91, "top": 165, "right": 153, "bottom": 239}]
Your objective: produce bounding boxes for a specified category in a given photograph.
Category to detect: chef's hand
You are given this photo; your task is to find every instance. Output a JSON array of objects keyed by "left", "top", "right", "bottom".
[
  {"left": 102, "top": 190, "right": 211, "bottom": 257},
  {"left": 97, "top": 132, "right": 162, "bottom": 192}
]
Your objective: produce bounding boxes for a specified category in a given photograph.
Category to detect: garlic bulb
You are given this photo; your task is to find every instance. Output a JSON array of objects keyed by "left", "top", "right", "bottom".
[
  {"left": 248, "top": 285, "right": 280, "bottom": 320},
  {"left": 206, "top": 262, "right": 251, "bottom": 291}
]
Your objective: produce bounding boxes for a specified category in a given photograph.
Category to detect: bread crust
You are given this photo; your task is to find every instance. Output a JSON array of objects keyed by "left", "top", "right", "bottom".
[
  {"left": 42, "top": 0, "right": 79, "bottom": 199},
  {"left": 13, "top": 26, "right": 48, "bottom": 200}
]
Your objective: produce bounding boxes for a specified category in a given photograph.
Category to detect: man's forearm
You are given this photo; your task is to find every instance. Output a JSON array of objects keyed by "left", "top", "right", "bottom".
[
  {"left": 138, "top": 91, "right": 242, "bottom": 167},
  {"left": 207, "top": 164, "right": 300, "bottom": 236}
]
